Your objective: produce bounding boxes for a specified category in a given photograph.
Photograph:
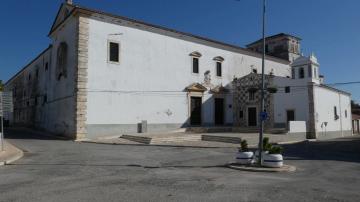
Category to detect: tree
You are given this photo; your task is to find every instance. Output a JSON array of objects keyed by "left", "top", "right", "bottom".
[
  {"left": 0, "top": 80, "right": 4, "bottom": 92},
  {"left": 352, "top": 100, "right": 360, "bottom": 115}
]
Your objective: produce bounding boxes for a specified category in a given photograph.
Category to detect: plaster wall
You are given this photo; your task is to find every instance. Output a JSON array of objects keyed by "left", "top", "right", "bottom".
[{"left": 85, "top": 16, "right": 291, "bottom": 135}]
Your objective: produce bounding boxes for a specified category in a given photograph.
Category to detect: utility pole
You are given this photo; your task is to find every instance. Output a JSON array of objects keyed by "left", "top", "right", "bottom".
[{"left": 258, "top": 0, "right": 266, "bottom": 166}]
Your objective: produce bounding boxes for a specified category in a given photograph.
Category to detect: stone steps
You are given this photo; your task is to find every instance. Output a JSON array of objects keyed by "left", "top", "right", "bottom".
[
  {"left": 201, "top": 135, "right": 242, "bottom": 144},
  {"left": 121, "top": 134, "right": 202, "bottom": 144},
  {"left": 121, "top": 135, "right": 151, "bottom": 144},
  {"left": 150, "top": 135, "right": 201, "bottom": 144},
  {"left": 186, "top": 127, "right": 233, "bottom": 133}
]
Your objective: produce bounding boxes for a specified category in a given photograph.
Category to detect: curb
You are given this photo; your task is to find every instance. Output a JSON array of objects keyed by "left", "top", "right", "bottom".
[
  {"left": 80, "top": 140, "right": 234, "bottom": 149},
  {"left": 227, "top": 163, "right": 296, "bottom": 173},
  {"left": 0, "top": 141, "right": 24, "bottom": 166}
]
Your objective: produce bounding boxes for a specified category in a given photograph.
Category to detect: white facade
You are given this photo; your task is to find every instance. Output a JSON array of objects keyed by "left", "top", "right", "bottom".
[
  {"left": 85, "top": 15, "right": 290, "bottom": 137},
  {"left": 272, "top": 55, "right": 352, "bottom": 139},
  {"left": 4, "top": 2, "right": 352, "bottom": 140}
]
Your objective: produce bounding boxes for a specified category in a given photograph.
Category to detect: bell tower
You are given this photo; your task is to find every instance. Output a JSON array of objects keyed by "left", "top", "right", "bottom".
[{"left": 246, "top": 33, "right": 302, "bottom": 62}]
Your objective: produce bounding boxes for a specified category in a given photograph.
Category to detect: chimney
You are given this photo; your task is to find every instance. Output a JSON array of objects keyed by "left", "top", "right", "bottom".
[{"left": 66, "top": 0, "right": 73, "bottom": 4}]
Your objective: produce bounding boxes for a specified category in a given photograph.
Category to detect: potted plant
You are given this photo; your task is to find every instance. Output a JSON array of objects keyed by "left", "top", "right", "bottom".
[
  {"left": 263, "top": 145, "right": 284, "bottom": 168},
  {"left": 236, "top": 140, "right": 254, "bottom": 165}
]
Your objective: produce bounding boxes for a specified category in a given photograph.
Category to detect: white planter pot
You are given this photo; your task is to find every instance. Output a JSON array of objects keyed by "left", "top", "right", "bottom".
[
  {"left": 263, "top": 153, "right": 283, "bottom": 168},
  {"left": 236, "top": 151, "right": 254, "bottom": 165},
  {"left": 254, "top": 150, "right": 269, "bottom": 163}
]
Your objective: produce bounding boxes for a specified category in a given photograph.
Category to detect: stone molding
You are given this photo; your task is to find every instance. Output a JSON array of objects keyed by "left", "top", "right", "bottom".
[
  {"left": 74, "top": 15, "right": 89, "bottom": 139},
  {"left": 307, "top": 82, "right": 317, "bottom": 139}
]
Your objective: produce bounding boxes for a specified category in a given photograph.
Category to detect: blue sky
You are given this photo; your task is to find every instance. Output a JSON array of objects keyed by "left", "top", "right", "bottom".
[{"left": 0, "top": 0, "right": 359, "bottom": 102}]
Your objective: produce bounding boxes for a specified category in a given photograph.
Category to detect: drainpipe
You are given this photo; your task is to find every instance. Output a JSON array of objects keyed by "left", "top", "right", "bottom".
[{"left": 338, "top": 92, "right": 343, "bottom": 137}]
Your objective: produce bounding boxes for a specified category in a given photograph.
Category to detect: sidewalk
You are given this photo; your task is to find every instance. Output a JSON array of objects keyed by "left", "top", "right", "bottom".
[
  {"left": 0, "top": 140, "right": 24, "bottom": 166},
  {"left": 81, "top": 131, "right": 307, "bottom": 148}
]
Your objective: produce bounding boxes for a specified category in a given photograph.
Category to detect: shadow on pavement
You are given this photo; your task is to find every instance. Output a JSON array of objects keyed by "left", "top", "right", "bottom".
[
  {"left": 282, "top": 136, "right": 360, "bottom": 163},
  {"left": 4, "top": 127, "right": 70, "bottom": 141}
]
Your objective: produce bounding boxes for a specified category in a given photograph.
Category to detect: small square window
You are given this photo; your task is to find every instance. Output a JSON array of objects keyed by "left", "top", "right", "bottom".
[
  {"left": 285, "top": 86, "right": 290, "bottom": 93},
  {"left": 192, "top": 57, "right": 199, "bottom": 73},
  {"left": 109, "top": 42, "right": 120, "bottom": 63}
]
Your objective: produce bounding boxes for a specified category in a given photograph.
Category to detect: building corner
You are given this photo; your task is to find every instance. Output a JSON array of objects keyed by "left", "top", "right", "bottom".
[
  {"left": 307, "top": 82, "right": 317, "bottom": 139},
  {"left": 74, "top": 14, "right": 89, "bottom": 140}
]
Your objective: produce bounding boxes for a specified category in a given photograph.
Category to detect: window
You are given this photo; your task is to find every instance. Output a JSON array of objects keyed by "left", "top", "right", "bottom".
[
  {"left": 192, "top": 57, "right": 199, "bottom": 73},
  {"left": 345, "top": 110, "right": 348, "bottom": 118},
  {"left": 35, "top": 97, "right": 38, "bottom": 106},
  {"left": 109, "top": 41, "right": 120, "bottom": 63},
  {"left": 43, "top": 94, "right": 47, "bottom": 105},
  {"left": 239, "top": 110, "right": 244, "bottom": 119},
  {"left": 285, "top": 86, "right": 290, "bottom": 93},
  {"left": 36, "top": 68, "right": 39, "bottom": 78},
  {"left": 28, "top": 73, "right": 31, "bottom": 81},
  {"left": 216, "top": 62, "right": 222, "bottom": 77},
  {"left": 249, "top": 91, "right": 255, "bottom": 101},
  {"left": 334, "top": 106, "right": 339, "bottom": 120},
  {"left": 308, "top": 65, "right": 312, "bottom": 78},
  {"left": 252, "top": 69, "right": 257, "bottom": 74},
  {"left": 299, "top": 68, "right": 305, "bottom": 79},
  {"left": 291, "top": 69, "right": 295, "bottom": 79},
  {"left": 45, "top": 62, "right": 48, "bottom": 71},
  {"left": 56, "top": 42, "right": 68, "bottom": 80},
  {"left": 314, "top": 67, "right": 317, "bottom": 78}
]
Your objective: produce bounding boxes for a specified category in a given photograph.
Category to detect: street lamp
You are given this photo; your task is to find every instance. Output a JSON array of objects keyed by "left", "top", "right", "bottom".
[{"left": 258, "top": 0, "right": 266, "bottom": 166}]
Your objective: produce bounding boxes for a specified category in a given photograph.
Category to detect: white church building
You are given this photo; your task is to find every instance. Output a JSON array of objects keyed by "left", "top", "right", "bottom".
[{"left": 4, "top": 1, "right": 353, "bottom": 140}]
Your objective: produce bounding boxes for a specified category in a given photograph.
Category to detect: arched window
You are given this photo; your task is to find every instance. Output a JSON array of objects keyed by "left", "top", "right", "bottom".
[{"left": 56, "top": 42, "right": 68, "bottom": 80}]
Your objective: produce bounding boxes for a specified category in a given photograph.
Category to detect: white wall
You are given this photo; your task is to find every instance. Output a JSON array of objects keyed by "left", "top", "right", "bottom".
[
  {"left": 85, "top": 16, "right": 291, "bottom": 128},
  {"left": 273, "top": 77, "right": 309, "bottom": 125},
  {"left": 289, "top": 121, "right": 307, "bottom": 133},
  {"left": 5, "top": 15, "right": 79, "bottom": 137},
  {"left": 314, "top": 86, "right": 352, "bottom": 134}
]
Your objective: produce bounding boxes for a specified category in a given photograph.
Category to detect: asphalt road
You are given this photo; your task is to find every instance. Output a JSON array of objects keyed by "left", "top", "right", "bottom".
[{"left": 1, "top": 128, "right": 360, "bottom": 202}]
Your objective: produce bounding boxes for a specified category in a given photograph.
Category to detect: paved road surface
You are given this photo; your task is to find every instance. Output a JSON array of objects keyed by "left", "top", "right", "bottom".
[{"left": 1, "top": 128, "right": 360, "bottom": 202}]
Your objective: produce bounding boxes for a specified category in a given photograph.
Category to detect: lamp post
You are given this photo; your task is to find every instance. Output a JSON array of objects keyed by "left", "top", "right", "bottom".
[{"left": 258, "top": 0, "right": 266, "bottom": 166}]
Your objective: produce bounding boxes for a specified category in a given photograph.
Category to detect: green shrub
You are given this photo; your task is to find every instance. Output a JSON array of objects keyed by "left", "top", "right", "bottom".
[
  {"left": 269, "top": 145, "right": 283, "bottom": 154},
  {"left": 262, "top": 137, "right": 272, "bottom": 151},
  {"left": 239, "top": 140, "right": 249, "bottom": 152}
]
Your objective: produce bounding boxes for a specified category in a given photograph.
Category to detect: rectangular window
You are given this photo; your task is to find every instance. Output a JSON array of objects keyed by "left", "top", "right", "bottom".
[
  {"left": 36, "top": 68, "right": 39, "bottom": 78},
  {"left": 109, "top": 42, "right": 120, "bottom": 63},
  {"left": 291, "top": 69, "right": 295, "bottom": 79},
  {"left": 334, "top": 106, "right": 338, "bottom": 120},
  {"left": 308, "top": 65, "right": 312, "bottom": 78},
  {"left": 192, "top": 57, "right": 199, "bottom": 73},
  {"left": 285, "top": 86, "right": 290, "bottom": 93},
  {"left": 249, "top": 92, "right": 255, "bottom": 101},
  {"left": 45, "top": 62, "right": 48, "bottom": 71},
  {"left": 299, "top": 68, "right": 305, "bottom": 79},
  {"left": 345, "top": 110, "right": 348, "bottom": 118},
  {"left": 314, "top": 67, "right": 317, "bottom": 78},
  {"left": 216, "top": 62, "right": 222, "bottom": 77},
  {"left": 239, "top": 110, "right": 244, "bottom": 119}
]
